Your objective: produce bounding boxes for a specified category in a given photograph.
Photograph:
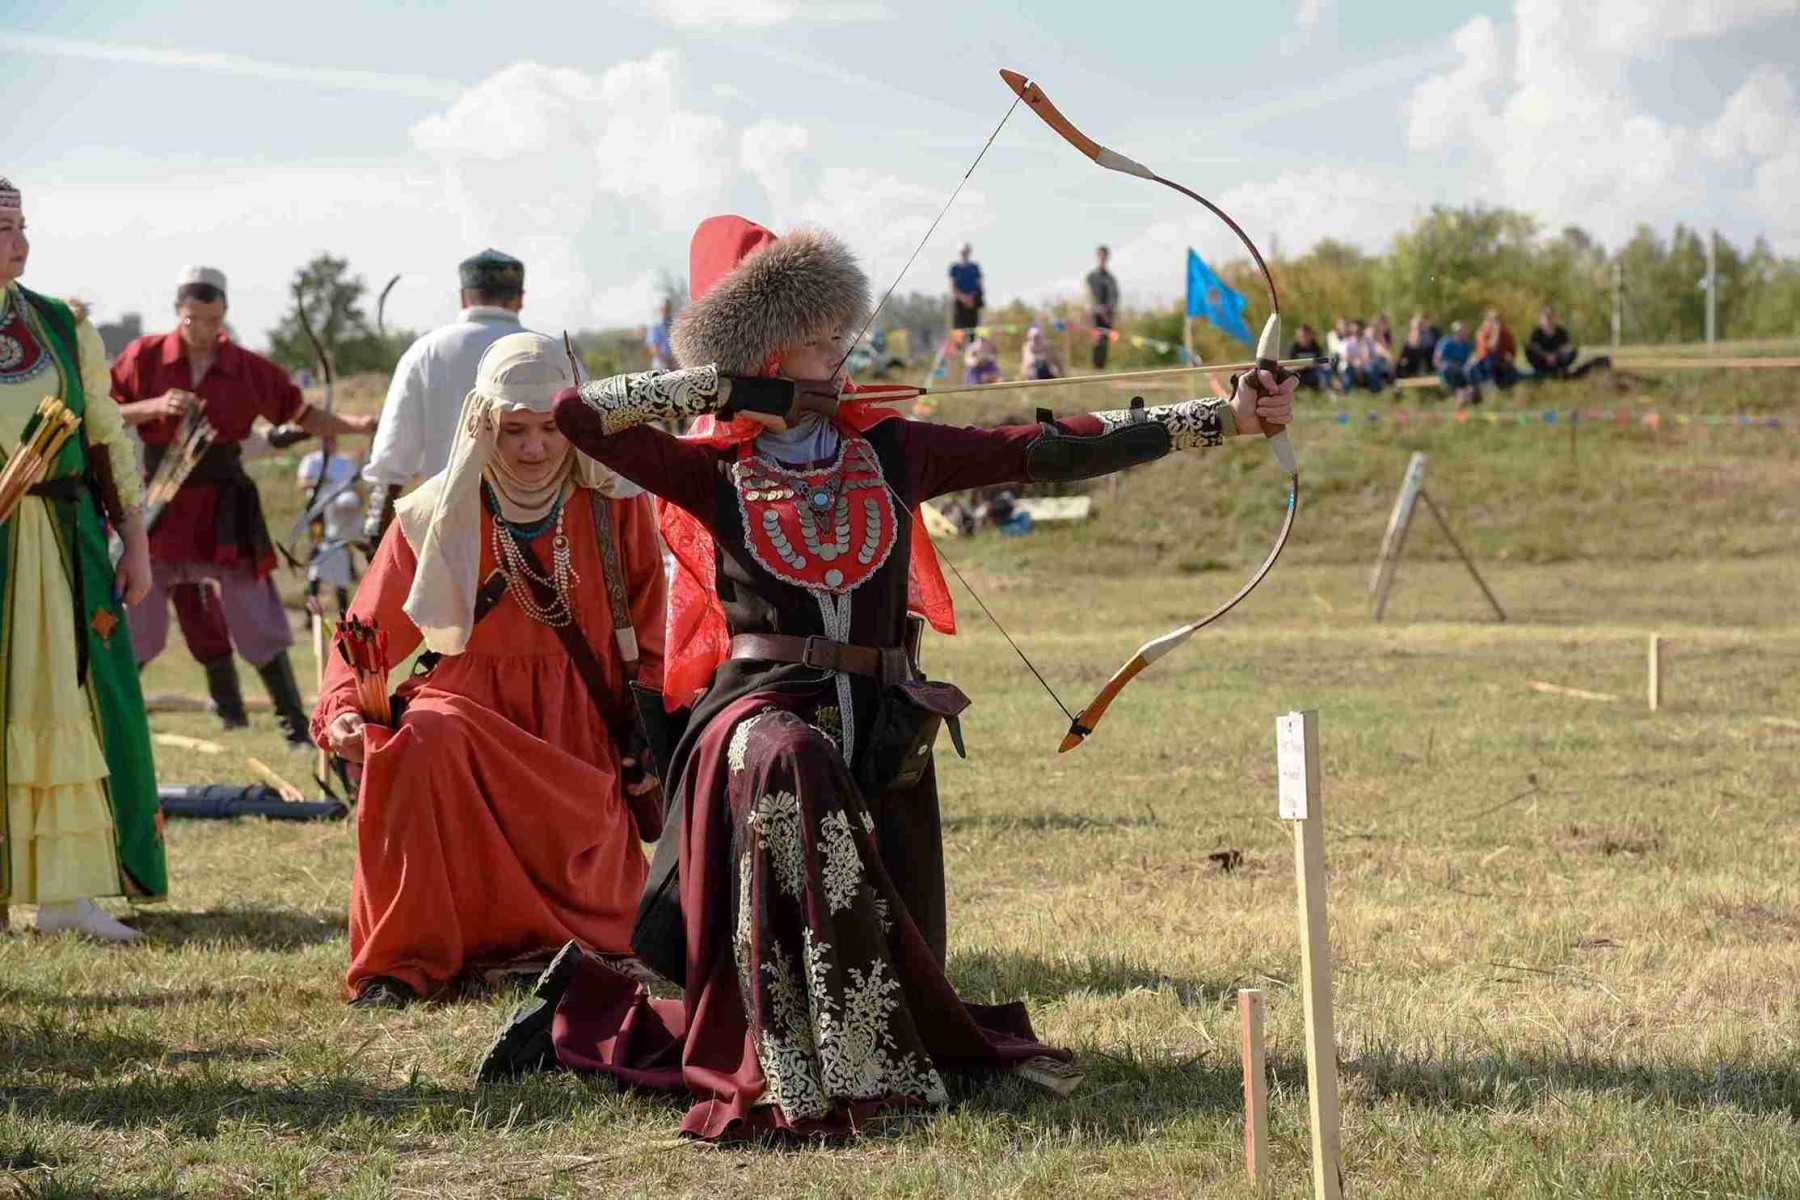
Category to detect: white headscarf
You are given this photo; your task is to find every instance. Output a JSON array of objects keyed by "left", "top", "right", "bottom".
[{"left": 397, "top": 332, "right": 640, "bottom": 656}]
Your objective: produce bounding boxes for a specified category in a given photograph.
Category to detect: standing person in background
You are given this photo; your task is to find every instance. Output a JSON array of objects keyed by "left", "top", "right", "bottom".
[
  {"left": 948, "top": 243, "right": 984, "bottom": 332},
  {"left": 1398, "top": 311, "right": 1439, "bottom": 378},
  {"left": 361, "top": 250, "right": 527, "bottom": 544},
  {"left": 1469, "top": 309, "right": 1520, "bottom": 394},
  {"left": 1525, "top": 304, "right": 1579, "bottom": 378},
  {"left": 1434, "top": 320, "right": 1475, "bottom": 405},
  {"left": 644, "top": 297, "right": 676, "bottom": 372},
  {"left": 1288, "top": 323, "right": 1327, "bottom": 391},
  {"left": 296, "top": 439, "right": 363, "bottom": 619},
  {"left": 112, "top": 267, "right": 376, "bottom": 746},
  {"left": 1084, "top": 245, "right": 1118, "bottom": 370},
  {"left": 1020, "top": 325, "right": 1063, "bottom": 380},
  {"left": 0, "top": 178, "right": 164, "bottom": 939}
]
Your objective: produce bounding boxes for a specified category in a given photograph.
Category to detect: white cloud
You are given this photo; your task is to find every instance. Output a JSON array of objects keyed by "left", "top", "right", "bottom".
[
  {"left": 650, "top": 0, "right": 890, "bottom": 29},
  {"left": 0, "top": 32, "right": 458, "bottom": 99},
  {"left": 1703, "top": 66, "right": 1796, "bottom": 164},
  {"left": 1403, "top": 16, "right": 1505, "bottom": 153},
  {"left": 25, "top": 168, "right": 461, "bottom": 349},
  {"left": 406, "top": 52, "right": 946, "bottom": 332},
  {"left": 1402, "top": 0, "right": 1798, "bottom": 248}
]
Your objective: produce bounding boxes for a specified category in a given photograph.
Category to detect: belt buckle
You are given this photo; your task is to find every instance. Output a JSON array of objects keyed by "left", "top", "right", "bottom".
[{"left": 800, "top": 636, "right": 837, "bottom": 672}]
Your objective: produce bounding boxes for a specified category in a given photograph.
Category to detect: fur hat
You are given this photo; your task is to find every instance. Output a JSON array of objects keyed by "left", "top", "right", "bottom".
[{"left": 672, "top": 216, "right": 869, "bottom": 375}]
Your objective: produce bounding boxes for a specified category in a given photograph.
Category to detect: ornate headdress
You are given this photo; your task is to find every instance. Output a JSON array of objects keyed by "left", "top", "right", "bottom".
[{"left": 0, "top": 178, "right": 20, "bottom": 213}]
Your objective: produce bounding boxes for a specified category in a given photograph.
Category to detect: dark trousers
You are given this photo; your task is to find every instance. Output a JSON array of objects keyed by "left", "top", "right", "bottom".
[
  {"left": 952, "top": 301, "right": 981, "bottom": 331},
  {"left": 1398, "top": 345, "right": 1435, "bottom": 377},
  {"left": 1091, "top": 314, "right": 1112, "bottom": 369},
  {"left": 1527, "top": 345, "right": 1579, "bottom": 377}
]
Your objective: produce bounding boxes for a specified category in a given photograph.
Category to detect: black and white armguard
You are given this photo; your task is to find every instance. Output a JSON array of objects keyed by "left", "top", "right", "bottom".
[
  {"left": 1024, "top": 404, "right": 1172, "bottom": 482},
  {"left": 578, "top": 366, "right": 723, "bottom": 434},
  {"left": 1093, "top": 396, "right": 1230, "bottom": 451}
]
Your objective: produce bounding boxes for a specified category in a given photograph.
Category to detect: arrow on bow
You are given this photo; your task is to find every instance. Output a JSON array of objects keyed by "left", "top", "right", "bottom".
[{"left": 840, "top": 69, "right": 1302, "bottom": 754}]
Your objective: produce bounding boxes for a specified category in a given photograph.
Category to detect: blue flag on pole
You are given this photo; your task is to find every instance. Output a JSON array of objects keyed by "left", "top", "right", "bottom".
[{"left": 1185, "top": 249, "right": 1253, "bottom": 346}]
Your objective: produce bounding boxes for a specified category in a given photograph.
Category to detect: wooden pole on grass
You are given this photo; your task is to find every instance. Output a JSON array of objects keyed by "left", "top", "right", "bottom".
[
  {"left": 1648, "top": 634, "right": 1663, "bottom": 712},
  {"left": 1240, "top": 988, "right": 1270, "bottom": 1193},
  {"left": 1278, "top": 710, "right": 1343, "bottom": 1200}
]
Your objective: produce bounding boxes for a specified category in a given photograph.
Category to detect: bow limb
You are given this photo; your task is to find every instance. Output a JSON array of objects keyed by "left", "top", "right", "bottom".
[
  {"left": 290, "top": 274, "right": 336, "bottom": 566},
  {"left": 999, "top": 69, "right": 1301, "bottom": 750}
]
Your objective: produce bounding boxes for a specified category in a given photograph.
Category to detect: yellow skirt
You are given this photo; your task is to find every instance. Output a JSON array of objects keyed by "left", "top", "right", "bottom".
[{"left": 1, "top": 497, "right": 119, "bottom": 904}]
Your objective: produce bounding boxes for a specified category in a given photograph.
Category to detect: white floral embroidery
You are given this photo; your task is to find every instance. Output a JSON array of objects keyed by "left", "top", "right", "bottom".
[
  {"left": 818, "top": 810, "right": 864, "bottom": 914},
  {"left": 813, "top": 957, "right": 948, "bottom": 1105},
  {"left": 728, "top": 709, "right": 777, "bottom": 775},
  {"left": 753, "top": 937, "right": 828, "bottom": 1121},
  {"left": 859, "top": 809, "right": 875, "bottom": 835},
  {"left": 746, "top": 789, "right": 805, "bottom": 899}
]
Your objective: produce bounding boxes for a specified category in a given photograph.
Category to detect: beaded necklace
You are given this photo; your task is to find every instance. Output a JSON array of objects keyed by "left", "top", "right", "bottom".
[{"left": 483, "top": 484, "right": 580, "bottom": 627}]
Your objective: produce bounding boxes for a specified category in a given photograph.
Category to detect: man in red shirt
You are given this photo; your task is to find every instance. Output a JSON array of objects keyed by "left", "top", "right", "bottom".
[{"left": 112, "top": 266, "right": 375, "bottom": 743}]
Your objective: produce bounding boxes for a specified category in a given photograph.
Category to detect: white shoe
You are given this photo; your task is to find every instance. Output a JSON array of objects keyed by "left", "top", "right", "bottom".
[{"left": 36, "top": 899, "right": 143, "bottom": 942}]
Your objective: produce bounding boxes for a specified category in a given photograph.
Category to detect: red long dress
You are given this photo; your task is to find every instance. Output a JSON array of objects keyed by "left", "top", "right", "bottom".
[{"left": 311, "top": 488, "right": 666, "bottom": 998}]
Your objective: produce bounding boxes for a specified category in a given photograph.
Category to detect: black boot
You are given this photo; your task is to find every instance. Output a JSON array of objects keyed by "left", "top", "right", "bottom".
[
  {"left": 200, "top": 656, "right": 249, "bottom": 729},
  {"left": 254, "top": 651, "right": 311, "bottom": 746},
  {"left": 477, "top": 940, "right": 585, "bottom": 1083}
]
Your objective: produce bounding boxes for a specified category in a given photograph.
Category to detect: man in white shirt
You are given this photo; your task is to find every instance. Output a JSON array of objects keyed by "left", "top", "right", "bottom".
[{"left": 361, "top": 249, "right": 527, "bottom": 542}]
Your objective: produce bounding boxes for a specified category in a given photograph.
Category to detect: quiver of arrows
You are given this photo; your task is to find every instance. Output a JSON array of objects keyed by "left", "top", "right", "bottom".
[
  {"left": 336, "top": 616, "right": 392, "bottom": 727},
  {"left": 0, "top": 397, "right": 83, "bottom": 525},
  {"left": 142, "top": 404, "right": 217, "bottom": 529}
]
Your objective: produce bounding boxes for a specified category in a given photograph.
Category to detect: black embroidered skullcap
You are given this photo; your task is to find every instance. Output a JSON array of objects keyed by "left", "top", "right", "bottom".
[{"left": 458, "top": 249, "right": 524, "bottom": 292}]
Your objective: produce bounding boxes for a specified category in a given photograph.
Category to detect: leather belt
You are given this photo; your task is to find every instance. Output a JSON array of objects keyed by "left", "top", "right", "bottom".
[{"left": 729, "top": 633, "right": 910, "bottom": 684}]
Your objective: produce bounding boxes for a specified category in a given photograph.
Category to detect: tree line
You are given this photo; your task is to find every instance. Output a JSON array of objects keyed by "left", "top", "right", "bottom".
[{"left": 268, "top": 206, "right": 1800, "bottom": 379}]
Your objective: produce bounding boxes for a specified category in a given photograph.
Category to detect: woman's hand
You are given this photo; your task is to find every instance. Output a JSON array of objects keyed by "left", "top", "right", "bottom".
[
  {"left": 113, "top": 511, "right": 153, "bottom": 607},
  {"left": 1230, "top": 368, "right": 1296, "bottom": 437},
  {"left": 327, "top": 712, "right": 368, "bottom": 763}
]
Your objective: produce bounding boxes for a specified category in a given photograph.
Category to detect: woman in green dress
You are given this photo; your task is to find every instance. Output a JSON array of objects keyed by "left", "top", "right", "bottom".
[{"left": 0, "top": 176, "right": 165, "bottom": 939}]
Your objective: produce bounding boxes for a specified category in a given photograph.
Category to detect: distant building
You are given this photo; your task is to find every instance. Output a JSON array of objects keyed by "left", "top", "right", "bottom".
[{"left": 96, "top": 313, "right": 142, "bottom": 360}]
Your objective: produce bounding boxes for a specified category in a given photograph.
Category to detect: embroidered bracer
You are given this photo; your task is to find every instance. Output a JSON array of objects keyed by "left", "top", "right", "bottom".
[
  {"left": 1025, "top": 396, "right": 1231, "bottom": 482},
  {"left": 578, "top": 366, "right": 723, "bottom": 435},
  {"left": 1093, "top": 396, "right": 1231, "bottom": 451}
]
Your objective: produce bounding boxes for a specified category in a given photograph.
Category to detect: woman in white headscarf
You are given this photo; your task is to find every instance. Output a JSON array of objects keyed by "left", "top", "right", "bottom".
[{"left": 311, "top": 332, "right": 667, "bottom": 1009}]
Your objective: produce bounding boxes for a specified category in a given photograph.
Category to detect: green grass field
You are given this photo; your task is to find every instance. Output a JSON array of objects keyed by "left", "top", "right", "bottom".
[{"left": 3, "top": 365, "right": 1798, "bottom": 1197}]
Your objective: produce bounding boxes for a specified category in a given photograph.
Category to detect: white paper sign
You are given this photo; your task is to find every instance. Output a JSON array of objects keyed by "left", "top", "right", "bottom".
[{"left": 1277, "top": 712, "right": 1310, "bottom": 820}]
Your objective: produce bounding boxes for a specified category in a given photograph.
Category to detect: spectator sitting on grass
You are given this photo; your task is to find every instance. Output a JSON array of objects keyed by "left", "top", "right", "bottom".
[
  {"left": 1398, "top": 310, "right": 1440, "bottom": 377},
  {"left": 1325, "top": 316, "right": 1351, "bottom": 390},
  {"left": 1469, "top": 309, "right": 1520, "bottom": 392},
  {"left": 1020, "top": 325, "right": 1063, "bottom": 381},
  {"left": 963, "top": 334, "right": 1002, "bottom": 385},
  {"left": 1288, "top": 323, "right": 1328, "bottom": 390},
  {"left": 1526, "top": 304, "right": 1579, "bottom": 378},
  {"left": 1341, "top": 320, "right": 1389, "bottom": 394},
  {"left": 1434, "top": 320, "right": 1475, "bottom": 406}
]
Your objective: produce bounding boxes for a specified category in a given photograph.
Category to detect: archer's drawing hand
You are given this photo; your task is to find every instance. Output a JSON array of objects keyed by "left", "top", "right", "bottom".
[
  {"left": 1230, "top": 368, "right": 1295, "bottom": 437},
  {"left": 327, "top": 712, "right": 367, "bottom": 763}
]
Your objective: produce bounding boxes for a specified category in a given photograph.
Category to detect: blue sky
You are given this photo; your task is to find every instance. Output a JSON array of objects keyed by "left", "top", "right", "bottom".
[{"left": 5, "top": 0, "right": 1797, "bottom": 349}]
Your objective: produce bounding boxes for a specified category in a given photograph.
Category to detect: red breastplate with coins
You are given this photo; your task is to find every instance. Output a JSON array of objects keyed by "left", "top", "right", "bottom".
[{"left": 730, "top": 434, "right": 898, "bottom": 595}]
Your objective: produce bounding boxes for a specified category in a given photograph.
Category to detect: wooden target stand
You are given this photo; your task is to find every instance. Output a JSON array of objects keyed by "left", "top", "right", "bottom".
[
  {"left": 1238, "top": 710, "right": 1344, "bottom": 1198},
  {"left": 1369, "top": 451, "right": 1505, "bottom": 622}
]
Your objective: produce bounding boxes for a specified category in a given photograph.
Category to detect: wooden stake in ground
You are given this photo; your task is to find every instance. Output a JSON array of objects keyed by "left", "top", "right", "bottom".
[
  {"left": 1239, "top": 988, "right": 1270, "bottom": 1193},
  {"left": 1369, "top": 452, "right": 1427, "bottom": 620},
  {"left": 1648, "top": 633, "right": 1663, "bottom": 712},
  {"left": 1277, "top": 709, "right": 1343, "bottom": 1200},
  {"left": 1370, "top": 451, "right": 1505, "bottom": 622}
]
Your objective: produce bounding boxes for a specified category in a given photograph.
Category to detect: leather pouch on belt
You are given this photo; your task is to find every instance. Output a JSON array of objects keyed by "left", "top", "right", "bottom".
[{"left": 855, "top": 678, "right": 970, "bottom": 796}]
